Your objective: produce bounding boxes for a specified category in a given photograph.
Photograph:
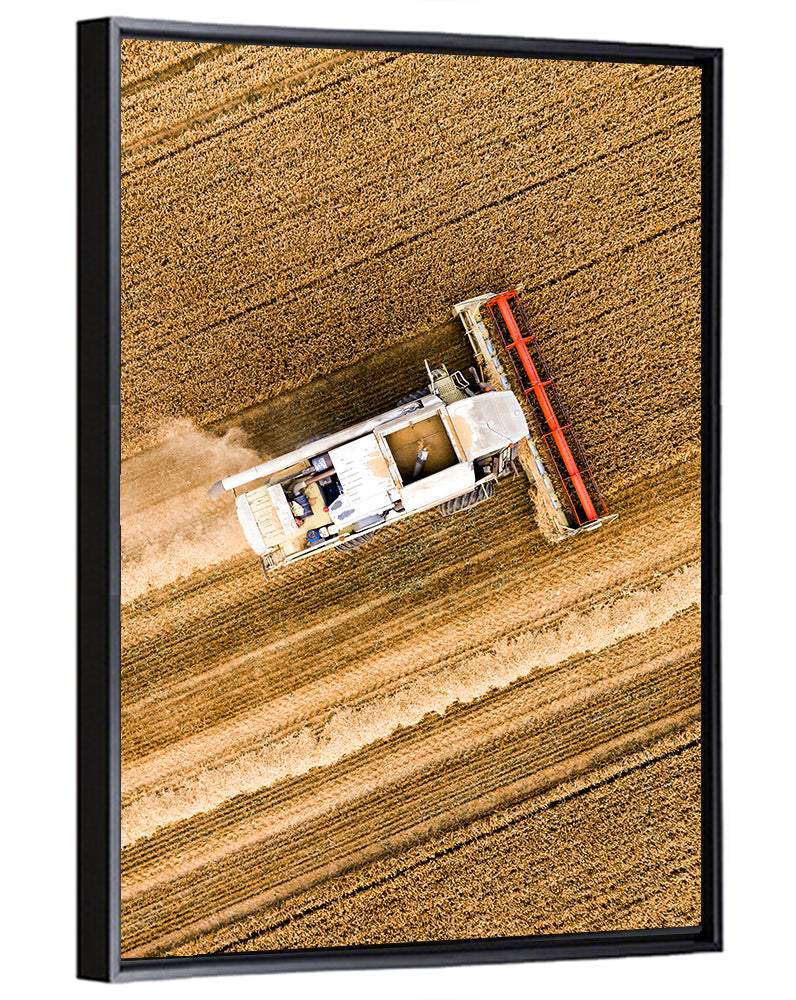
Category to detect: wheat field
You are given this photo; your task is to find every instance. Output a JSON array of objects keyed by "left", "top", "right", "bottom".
[{"left": 119, "top": 40, "right": 702, "bottom": 958}]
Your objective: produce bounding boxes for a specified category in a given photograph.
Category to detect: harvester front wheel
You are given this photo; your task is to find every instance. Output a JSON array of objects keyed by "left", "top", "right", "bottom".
[
  {"left": 397, "top": 388, "right": 427, "bottom": 407},
  {"left": 438, "top": 481, "right": 495, "bottom": 516},
  {"left": 336, "top": 532, "right": 375, "bottom": 552}
]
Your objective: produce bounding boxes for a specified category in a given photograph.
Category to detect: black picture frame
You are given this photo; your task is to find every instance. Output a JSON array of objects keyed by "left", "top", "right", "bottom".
[{"left": 78, "top": 16, "right": 722, "bottom": 983}]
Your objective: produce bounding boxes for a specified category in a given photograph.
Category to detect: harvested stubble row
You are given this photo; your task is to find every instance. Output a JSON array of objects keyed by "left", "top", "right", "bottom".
[
  {"left": 179, "top": 724, "right": 701, "bottom": 955},
  {"left": 121, "top": 458, "right": 700, "bottom": 765},
  {"left": 121, "top": 647, "right": 700, "bottom": 955},
  {"left": 120, "top": 39, "right": 702, "bottom": 957},
  {"left": 122, "top": 618, "right": 701, "bottom": 880}
]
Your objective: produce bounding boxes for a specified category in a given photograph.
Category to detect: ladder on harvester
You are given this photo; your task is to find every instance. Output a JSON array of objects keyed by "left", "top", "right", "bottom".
[{"left": 484, "top": 289, "right": 610, "bottom": 529}]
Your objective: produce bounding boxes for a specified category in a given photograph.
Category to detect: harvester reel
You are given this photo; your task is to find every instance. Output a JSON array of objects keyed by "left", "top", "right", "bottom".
[{"left": 437, "top": 480, "right": 495, "bottom": 516}]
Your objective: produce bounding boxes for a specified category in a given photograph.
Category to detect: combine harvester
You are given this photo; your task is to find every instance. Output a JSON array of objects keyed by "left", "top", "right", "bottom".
[
  {"left": 454, "top": 286, "right": 616, "bottom": 540},
  {"left": 209, "top": 286, "right": 613, "bottom": 574},
  {"left": 208, "top": 365, "right": 529, "bottom": 575}
]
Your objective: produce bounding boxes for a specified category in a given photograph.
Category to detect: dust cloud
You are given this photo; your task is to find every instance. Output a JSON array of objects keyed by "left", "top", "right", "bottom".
[{"left": 121, "top": 420, "right": 261, "bottom": 603}]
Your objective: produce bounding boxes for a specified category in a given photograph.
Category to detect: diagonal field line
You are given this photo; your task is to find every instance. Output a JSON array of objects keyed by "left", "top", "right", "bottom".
[
  {"left": 122, "top": 115, "right": 700, "bottom": 364},
  {"left": 121, "top": 43, "right": 237, "bottom": 98},
  {"left": 123, "top": 708, "right": 700, "bottom": 957},
  {"left": 216, "top": 725, "right": 702, "bottom": 953},
  {"left": 122, "top": 53, "right": 398, "bottom": 165},
  {"left": 120, "top": 562, "right": 700, "bottom": 847},
  {"left": 120, "top": 644, "right": 700, "bottom": 898}
]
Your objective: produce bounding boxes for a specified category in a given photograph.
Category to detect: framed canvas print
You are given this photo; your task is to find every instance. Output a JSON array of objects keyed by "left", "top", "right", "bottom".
[{"left": 78, "top": 16, "right": 721, "bottom": 982}]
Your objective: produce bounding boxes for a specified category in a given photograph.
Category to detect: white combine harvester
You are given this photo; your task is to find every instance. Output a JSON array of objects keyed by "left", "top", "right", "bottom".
[{"left": 208, "top": 365, "right": 529, "bottom": 575}]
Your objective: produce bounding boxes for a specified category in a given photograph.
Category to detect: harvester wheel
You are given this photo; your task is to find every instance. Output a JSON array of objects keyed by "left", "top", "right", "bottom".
[
  {"left": 397, "top": 388, "right": 427, "bottom": 407},
  {"left": 438, "top": 481, "right": 495, "bottom": 517},
  {"left": 336, "top": 532, "right": 375, "bottom": 552}
]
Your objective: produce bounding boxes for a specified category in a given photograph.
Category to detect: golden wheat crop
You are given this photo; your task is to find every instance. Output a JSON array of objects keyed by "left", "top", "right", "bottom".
[{"left": 119, "top": 39, "right": 702, "bottom": 958}]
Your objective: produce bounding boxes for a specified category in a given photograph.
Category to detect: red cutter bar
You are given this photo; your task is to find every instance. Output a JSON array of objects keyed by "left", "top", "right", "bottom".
[{"left": 484, "top": 290, "right": 609, "bottom": 527}]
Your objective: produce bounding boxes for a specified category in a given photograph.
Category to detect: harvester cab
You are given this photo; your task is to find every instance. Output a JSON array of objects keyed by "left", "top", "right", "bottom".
[{"left": 454, "top": 287, "right": 617, "bottom": 539}]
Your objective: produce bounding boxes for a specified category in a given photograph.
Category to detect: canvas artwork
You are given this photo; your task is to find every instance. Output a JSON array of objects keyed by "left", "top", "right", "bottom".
[{"left": 119, "top": 38, "right": 704, "bottom": 960}]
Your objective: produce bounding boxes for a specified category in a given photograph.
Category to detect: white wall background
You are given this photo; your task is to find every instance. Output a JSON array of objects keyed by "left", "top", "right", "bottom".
[{"left": 1, "top": 1, "right": 792, "bottom": 995}]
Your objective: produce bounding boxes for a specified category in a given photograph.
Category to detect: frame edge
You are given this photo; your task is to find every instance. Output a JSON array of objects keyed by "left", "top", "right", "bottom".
[
  {"left": 77, "top": 15, "right": 122, "bottom": 983},
  {"left": 79, "top": 19, "right": 723, "bottom": 979}
]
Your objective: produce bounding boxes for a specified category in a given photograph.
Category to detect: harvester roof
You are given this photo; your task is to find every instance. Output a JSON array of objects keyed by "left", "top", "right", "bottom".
[{"left": 447, "top": 392, "right": 528, "bottom": 461}]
